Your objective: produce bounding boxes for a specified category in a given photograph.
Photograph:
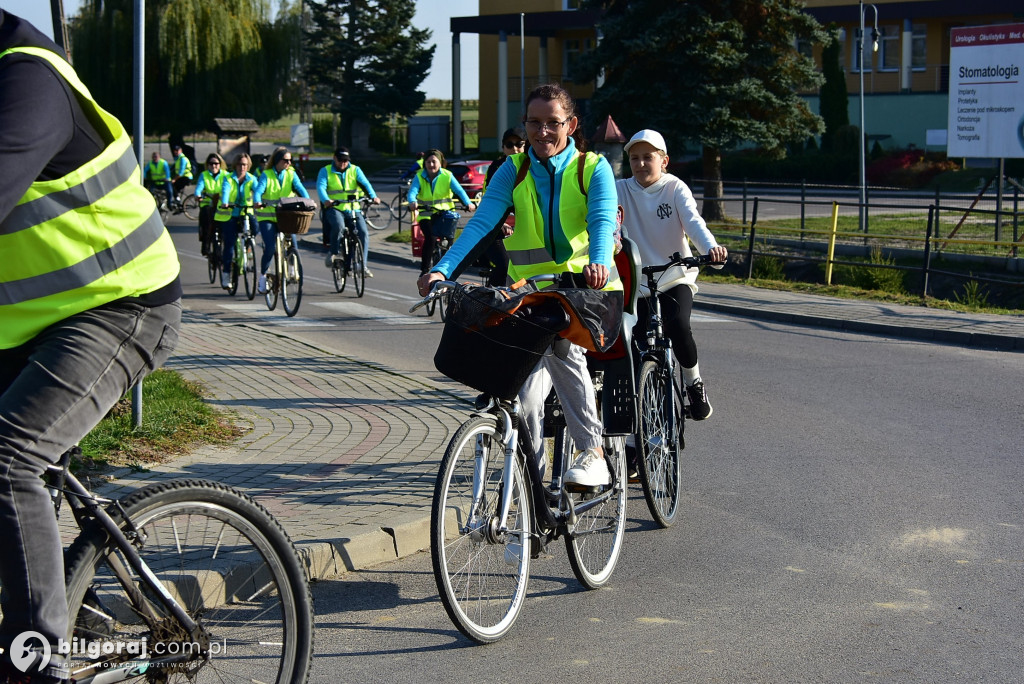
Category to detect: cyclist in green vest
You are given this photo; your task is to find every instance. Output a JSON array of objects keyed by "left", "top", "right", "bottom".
[
  {"left": 255, "top": 147, "right": 309, "bottom": 294},
  {"left": 216, "top": 153, "right": 259, "bottom": 289},
  {"left": 317, "top": 147, "right": 381, "bottom": 277},
  {"left": 418, "top": 83, "right": 619, "bottom": 490},
  {"left": 194, "top": 153, "right": 228, "bottom": 255},
  {"left": 170, "top": 143, "right": 193, "bottom": 210},
  {"left": 144, "top": 149, "right": 173, "bottom": 207},
  {"left": 0, "top": 11, "right": 182, "bottom": 682},
  {"left": 406, "top": 148, "right": 476, "bottom": 275}
]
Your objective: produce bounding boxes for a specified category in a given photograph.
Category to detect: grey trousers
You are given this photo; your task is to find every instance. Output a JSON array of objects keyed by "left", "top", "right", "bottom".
[
  {"left": 518, "top": 341, "right": 603, "bottom": 464},
  {"left": 0, "top": 299, "right": 181, "bottom": 679}
]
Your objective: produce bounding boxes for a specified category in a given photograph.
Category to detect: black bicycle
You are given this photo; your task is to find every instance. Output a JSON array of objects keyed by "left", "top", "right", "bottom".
[
  {"left": 417, "top": 209, "right": 460, "bottom": 320},
  {"left": 227, "top": 212, "right": 258, "bottom": 300},
  {"left": 206, "top": 221, "right": 223, "bottom": 286},
  {"left": 322, "top": 201, "right": 366, "bottom": 298},
  {"left": 634, "top": 252, "right": 723, "bottom": 528},
  {"left": 49, "top": 447, "right": 313, "bottom": 683}
]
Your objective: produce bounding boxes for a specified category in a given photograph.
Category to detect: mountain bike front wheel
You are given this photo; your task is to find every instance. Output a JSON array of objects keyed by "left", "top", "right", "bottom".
[
  {"left": 63, "top": 479, "right": 314, "bottom": 684},
  {"left": 636, "top": 358, "right": 683, "bottom": 528}
]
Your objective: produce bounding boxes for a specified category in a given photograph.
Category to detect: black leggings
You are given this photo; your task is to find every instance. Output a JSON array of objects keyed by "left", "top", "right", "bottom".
[{"left": 634, "top": 283, "right": 698, "bottom": 369}]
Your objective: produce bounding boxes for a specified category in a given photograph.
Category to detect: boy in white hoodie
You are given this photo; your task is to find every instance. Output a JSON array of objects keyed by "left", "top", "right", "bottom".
[{"left": 616, "top": 129, "right": 728, "bottom": 419}]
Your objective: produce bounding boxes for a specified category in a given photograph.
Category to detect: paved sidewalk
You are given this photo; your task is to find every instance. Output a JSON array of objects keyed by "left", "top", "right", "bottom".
[{"left": 85, "top": 224, "right": 1023, "bottom": 582}]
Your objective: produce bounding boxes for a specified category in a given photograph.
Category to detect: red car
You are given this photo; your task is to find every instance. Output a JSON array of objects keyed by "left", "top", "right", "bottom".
[{"left": 447, "top": 159, "right": 492, "bottom": 202}]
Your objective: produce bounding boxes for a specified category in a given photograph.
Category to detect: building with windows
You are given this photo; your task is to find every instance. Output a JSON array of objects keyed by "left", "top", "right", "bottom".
[{"left": 451, "top": 0, "right": 1020, "bottom": 155}]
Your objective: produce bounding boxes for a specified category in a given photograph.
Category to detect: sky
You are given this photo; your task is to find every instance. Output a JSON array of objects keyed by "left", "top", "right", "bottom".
[{"left": 3, "top": 0, "right": 480, "bottom": 99}]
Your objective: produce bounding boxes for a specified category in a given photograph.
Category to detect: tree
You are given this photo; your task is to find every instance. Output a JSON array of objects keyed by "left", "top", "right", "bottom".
[
  {"left": 305, "top": 0, "right": 433, "bottom": 148},
  {"left": 578, "top": 0, "right": 827, "bottom": 219},
  {"left": 819, "top": 25, "right": 849, "bottom": 152},
  {"left": 70, "top": 0, "right": 304, "bottom": 137}
]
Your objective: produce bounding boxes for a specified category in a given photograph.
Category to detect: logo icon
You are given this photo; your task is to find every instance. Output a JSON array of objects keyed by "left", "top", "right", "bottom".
[
  {"left": 10, "top": 631, "right": 51, "bottom": 673},
  {"left": 656, "top": 203, "right": 673, "bottom": 220}
]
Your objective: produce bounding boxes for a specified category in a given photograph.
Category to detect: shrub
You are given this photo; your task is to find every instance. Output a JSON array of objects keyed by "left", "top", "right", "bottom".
[
  {"left": 866, "top": 147, "right": 959, "bottom": 188},
  {"left": 752, "top": 254, "right": 786, "bottom": 281}
]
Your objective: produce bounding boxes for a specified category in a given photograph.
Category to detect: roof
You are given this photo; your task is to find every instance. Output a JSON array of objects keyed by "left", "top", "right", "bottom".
[
  {"left": 213, "top": 118, "right": 259, "bottom": 134},
  {"left": 592, "top": 115, "right": 626, "bottom": 144}
]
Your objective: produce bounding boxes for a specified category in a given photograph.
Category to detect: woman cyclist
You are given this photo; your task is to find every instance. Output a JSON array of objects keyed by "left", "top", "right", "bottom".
[
  {"left": 194, "top": 153, "right": 228, "bottom": 256},
  {"left": 215, "top": 153, "right": 258, "bottom": 289},
  {"left": 406, "top": 148, "right": 475, "bottom": 275},
  {"left": 254, "top": 147, "right": 309, "bottom": 294},
  {"left": 418, "top": 83, "right": 619, "bottom": 489}
]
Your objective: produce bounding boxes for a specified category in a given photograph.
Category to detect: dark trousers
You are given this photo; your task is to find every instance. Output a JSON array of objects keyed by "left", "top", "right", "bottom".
[
  {"left": 634, "top": 283, "right": 698, "bottom": 369},
  {"left": 0, "top": 300, "right": 182, "bottom": 679}
]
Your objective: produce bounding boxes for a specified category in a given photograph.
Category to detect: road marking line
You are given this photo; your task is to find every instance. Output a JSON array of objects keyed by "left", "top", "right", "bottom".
[
  {"left": 313, "top": 301, "right": 435, "bottom": 325},
  {"left": 216, "top": 303, "right": 334, "bottom": 326}
]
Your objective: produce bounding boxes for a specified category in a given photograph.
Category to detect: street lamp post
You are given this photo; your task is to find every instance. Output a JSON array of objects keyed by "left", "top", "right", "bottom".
[{"left": 858, "top": 1, "right": 879, "bottom": 233}]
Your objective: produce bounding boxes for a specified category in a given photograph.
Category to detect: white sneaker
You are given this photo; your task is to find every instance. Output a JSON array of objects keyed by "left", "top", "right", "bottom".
[
  {"left": 562, "top": 449, "right": 610, "bottom": 489},
  {"left": 363, "top": 268, "right": 374, "bottom": 278},
  {"left": 220, "top": 271, "right": 230, "bottom": 289},
  {"left": 257, "top": 274, "right": 267, "bottom": 294}
]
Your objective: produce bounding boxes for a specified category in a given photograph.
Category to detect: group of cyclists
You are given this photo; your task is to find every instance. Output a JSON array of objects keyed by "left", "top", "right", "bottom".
[{"left": 2, "top": 9, "right": 728, "bottom": 671}]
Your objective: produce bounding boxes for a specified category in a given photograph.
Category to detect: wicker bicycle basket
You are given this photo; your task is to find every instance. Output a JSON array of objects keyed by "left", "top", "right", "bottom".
[
  {"left": 433, "top": 285, "right": 564, "bottom": 400},
  {"left": 276, "top": 207, "right": 314, "bottom": 235}
]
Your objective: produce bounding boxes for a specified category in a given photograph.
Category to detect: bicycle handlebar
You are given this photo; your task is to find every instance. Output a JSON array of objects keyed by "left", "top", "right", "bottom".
[
  {"left": 641, "top": 252, "right": 726, "bottom": 276},
  {"left": 409, "top": 280, "right": 458, "bottom": 313}
]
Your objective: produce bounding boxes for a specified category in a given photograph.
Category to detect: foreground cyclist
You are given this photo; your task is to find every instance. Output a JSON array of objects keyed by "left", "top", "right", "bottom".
[
  {"left": 418, "top": 83, "right": 619, "bottom": 489},
  {"left": 617, "top": 129, "right": 728, "bottom": 419},
  {"left": 216, "top": 153, "right": 259, "bottom": 290},
  {"left": 0, "top": 11, "right": 182, "bottom": 683}
]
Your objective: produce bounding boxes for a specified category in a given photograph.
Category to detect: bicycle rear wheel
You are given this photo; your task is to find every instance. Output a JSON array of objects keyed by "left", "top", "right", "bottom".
[
  {"left": 282, "top": 245, "right": 302, "bottom": 317},
  {"left": 64, "top": 479, "right": 313, "bottom": 684},
  {"left": 390, "top": 194, "right": 408, "bottom": 223},
  {"left": 182, "top": 194, "right": 199, "bottom": 221},
  {"left": 565, "top": 435, "right": 627, "bottom": 588},
  {"left": 243, "top": 237, "right": 257, "bottom": 300},
  {"left": 363, "top": 202, "right": 390, "bottom": 230},
  {"left": 351, "top": 238, "right": 365, "bottom": 298},
  {"left": 636, "top": 358, "right": 682, "bottom": 528},
  {"left": 227, "top": 261, "right": 239, "bottom": 296},
  {"left": 431, "top": 416, "right": 532, "bottom": 644}
]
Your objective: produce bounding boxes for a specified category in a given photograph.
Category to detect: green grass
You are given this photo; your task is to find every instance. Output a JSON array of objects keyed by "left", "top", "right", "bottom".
[{"left": 78, "top": 369, "right": 242, "bottom": 470}]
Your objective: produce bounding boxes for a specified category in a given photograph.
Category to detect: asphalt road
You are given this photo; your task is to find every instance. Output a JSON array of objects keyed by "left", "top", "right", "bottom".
[{"left": 167, "top": 213, "right": 1024, "bottom": 683}]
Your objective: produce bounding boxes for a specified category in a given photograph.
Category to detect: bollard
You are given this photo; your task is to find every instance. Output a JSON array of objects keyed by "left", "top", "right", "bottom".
[{"left": 825, "top": 202, "right": 839, "bottom": 285}]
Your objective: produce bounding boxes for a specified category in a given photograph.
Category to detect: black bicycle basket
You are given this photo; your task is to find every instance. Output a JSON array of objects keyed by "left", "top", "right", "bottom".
[{"left": 434, "top": 284, "right": 568, "bottom": 400}]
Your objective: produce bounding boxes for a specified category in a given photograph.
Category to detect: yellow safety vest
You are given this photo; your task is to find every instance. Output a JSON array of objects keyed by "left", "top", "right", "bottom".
[
  {"left": 146, "top": 160, "right": 169, "bottom": 182},
  {"left": 505, "top": 151, "right": 621, "bottom": 292},
  {"left": 173, "top": 153, "right": 193, "bottom": 180},
  {"left": 256, "top": 167, "right": 300, "bottom": 222},
  {"left": 214, "top": 175, "right": 256, "bottom": 222},
  {"left": 0, "top": 47, "right": 180, "bottom": 349},
  {"left": 414, "top": 169, "right": 456, "bottom": 212},
  {"left": 324, "top": 164, "right": 362, "bottom": 212},
  {"left": 198, "top": 169, "right": 227, "bottom": 208}
]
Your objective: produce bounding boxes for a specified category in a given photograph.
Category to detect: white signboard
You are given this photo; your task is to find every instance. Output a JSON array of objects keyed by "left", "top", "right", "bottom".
[
  {"left": 947, "top": 23, "right": 1024, "bottom": 158},
  {"left": 290, "top": 123, "right": 310, "bottom": 147}
]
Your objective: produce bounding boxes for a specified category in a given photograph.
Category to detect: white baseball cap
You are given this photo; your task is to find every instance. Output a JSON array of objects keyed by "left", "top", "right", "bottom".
[{"left": 624, "top": 129, "right": 668, "bottom": 155}]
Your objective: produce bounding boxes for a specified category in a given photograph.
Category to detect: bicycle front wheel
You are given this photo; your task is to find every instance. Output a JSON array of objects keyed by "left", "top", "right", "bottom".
[
  {"left": 282, "top": 246, "right": 302, "bottom": 317},
  {"left": 265, "top": 249, "right": 279, "bottom": 311},
  {"left": 432, "top": 416, "right": 532, "bottom": 644},
  {"left": 243, "top": 237, "right": 257, "bottom": 300},
  {"left": 182, "top": 194, "right": 199, "bottom": 220},
  {"left": 351, "top": 238, "right": 365, "bottom": 298},
  {"left": 207, "top": 242, "right": 219, "bottom": 285},
  {"left": 565, "top": 435, "right": 628, "bottom": 588},
  {"left": 63, "top": 479, "right": 313, "bottom": 684},
  {"left": 364, "top": 202, "right": 390, "bottom": 230},
  {"left": 636, "top": 358, "right": 682, "bottom": 528}
]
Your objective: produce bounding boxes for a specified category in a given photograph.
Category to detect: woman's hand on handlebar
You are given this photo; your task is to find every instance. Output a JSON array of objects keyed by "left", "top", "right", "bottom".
[
  {"left": 582, "top": 263, "right": 609, "bottom": 290},
  {"left": 417, "top": 270, "right": 444, "bottom": 297},
  {"left": 463, "top": 203, "right": 476, "bottom": 212}
]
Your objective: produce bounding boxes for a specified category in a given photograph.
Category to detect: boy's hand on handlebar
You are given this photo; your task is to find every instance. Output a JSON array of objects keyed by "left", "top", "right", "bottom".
[
  {"left": 417, "top": 271, "right": 444, "bottom": 297},
  {"left": 708, "top": 245, "right": 728, "bottom": 266},
  {"left": 583, "top": 263, "right": 609, "bottom": 290}
]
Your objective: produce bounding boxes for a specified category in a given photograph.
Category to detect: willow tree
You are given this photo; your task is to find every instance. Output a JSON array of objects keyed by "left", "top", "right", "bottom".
[
  {"left": 305, "top": 0, "right": 433, "bottom": 147},
  {"left": 578, "top": 0, "right": 827, "bottom": 220},
  {"left": 70, "top": 0, "right": 304, "bottom": 136}
]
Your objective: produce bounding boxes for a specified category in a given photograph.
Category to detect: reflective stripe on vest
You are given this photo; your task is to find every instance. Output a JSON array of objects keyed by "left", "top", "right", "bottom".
[
  {"left": 504, "top": 151, "right": 621, "bottom": 292},
  {"left": 198, "top": 170, "right": 226, "bottom": 208},
  {"left": 214, "top": 175, "right": 256, "bottom": 222},
  {"left": 0, "top": 46, "right": 180, "bottom": 349},
  {"left": 325, "top": 165, "right": 361, "bottom": 212},
  {"left": 256, "top": 168, "right": 299, "bottom": 222},
  {"left": 414, "top": 169, "right": 455, "bottom": 212}
]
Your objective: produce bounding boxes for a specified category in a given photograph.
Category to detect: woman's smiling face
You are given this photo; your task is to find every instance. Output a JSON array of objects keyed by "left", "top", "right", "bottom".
[{"left": 524, "top": 98, "right": 577, "bottom": 162}]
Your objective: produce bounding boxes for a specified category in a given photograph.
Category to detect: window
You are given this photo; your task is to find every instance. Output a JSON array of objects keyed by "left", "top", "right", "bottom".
[
  {"left": 796, "top": 37, "right": 813, "bottom": 59},
  {"left": 912, "top": 23, "right": 926, "bottom": 71},
  {"left": 852, "top": 27, "right": 879, "bottom": 73},
  {"left": 878, "top": 25, "right": 900, "bottom": 72},
  {"left": 564, "top": 38, "right": 594, "bottom": 82}
]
